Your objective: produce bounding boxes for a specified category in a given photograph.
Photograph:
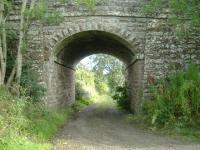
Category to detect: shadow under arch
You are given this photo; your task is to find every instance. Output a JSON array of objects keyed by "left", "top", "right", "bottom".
[
  {"left": 49, "top": 30, "right": 144, "bottom": 114},
  {"left": 54, "top": 30, "right": 136, "bottom": 69}
]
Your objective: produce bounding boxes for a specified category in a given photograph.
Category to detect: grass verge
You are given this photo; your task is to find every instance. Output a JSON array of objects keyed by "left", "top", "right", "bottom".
[
  {"left": 0, "top": 87, "right": 84, "bottom": 150},
  {"left": 125, "top": 114, "right": 200, "bottom": 141}
]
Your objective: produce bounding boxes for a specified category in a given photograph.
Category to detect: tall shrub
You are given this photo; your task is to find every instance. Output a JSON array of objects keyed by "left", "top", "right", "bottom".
[
  {"left": 112, "top": 83, "right": 130, "bottom": 112},
  {"left": 143, "top": 64, "right": 200, "bottom": 128}
]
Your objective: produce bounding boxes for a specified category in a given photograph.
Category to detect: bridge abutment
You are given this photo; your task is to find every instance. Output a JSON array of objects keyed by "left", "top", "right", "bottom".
[
  {"left": 127, "top": 59, "right": 145, "bottom": 114},
  {"left": 8, "top": 0, "right": 200, "bottom": 113}
]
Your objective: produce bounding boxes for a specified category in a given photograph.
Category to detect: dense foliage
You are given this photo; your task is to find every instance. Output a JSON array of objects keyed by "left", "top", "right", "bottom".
[
  {"left": 143, "top": 64, "right": 200, "bottom": 129},
  {"left": 75, "top": 55, "right": 125, "bottom": 108},
  {"left": 112, "top": 83, "right": 130, "bottom": 112},
  {"left": 91, "top": 54, "right": 124, "bottom": 93},
  {"left": 141, "top": 0, "right": 200, "bottom": 138},
  {"left": 76, "top": 65, "right": 98, "bottom": 100}
]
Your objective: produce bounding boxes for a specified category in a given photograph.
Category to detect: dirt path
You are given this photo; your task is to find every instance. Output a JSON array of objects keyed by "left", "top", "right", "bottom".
[{"left": 53, "top": 103, "right": 200, "bottom": 150}]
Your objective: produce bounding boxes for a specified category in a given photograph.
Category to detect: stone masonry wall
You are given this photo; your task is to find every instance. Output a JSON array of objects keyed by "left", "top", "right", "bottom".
[{"left": 8, "top": 0, "right": 200, "bottom": 111}]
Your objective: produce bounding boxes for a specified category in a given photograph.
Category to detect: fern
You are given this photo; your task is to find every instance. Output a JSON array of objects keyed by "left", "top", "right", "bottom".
[{"left": 144, "top": 64, "right": 200, "bottom": 128}]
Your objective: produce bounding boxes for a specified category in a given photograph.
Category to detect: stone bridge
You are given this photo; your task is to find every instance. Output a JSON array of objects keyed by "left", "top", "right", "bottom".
[{"left": 10, "top": 0, "right": 200, "bottom": 113}]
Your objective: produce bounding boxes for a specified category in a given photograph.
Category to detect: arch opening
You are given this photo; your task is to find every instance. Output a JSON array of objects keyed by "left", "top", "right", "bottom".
[
  {"left": 49, "top": 30, "right": 144, "bottom": 114},
  {"left": 75, "top": 54, "right": 126, "bottom": 107},
  {"left": 55, "top": 30, "right": 135, "bottom": 69}
]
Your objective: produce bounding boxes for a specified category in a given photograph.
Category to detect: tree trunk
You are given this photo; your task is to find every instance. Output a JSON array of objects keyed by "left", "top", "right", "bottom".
[
  {"left": 16, "top": 0, "right": 28, "bottom": 84},
  {"left": 6, "top": 65, "right": 16, "bottom": 86},
  {"left": 0, "top": 34, "right": 3, "bottom": 85},
  {"left": 0, "top": 39, "right": 3, "bottom": 85},
  {"left": 0, "top": 2, "right": 4, "bottom": 85},
  {"left": 1, "top": 19, "right": 7, "bottom": 85}
]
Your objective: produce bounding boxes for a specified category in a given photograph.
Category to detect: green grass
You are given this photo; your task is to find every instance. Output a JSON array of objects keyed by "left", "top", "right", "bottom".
[
  {"left": 125, "top": 113, "right": 200, "bottom": 141},
  {"left": 173, "top": 126, "right": 200, "bottom": 140},
  {"left": 27, "top": 107, "right": 72, "bottom": 141},
  {"left": 0, "top": 87, "right": 74, "bottom": 150},
  {"left": 0, "top": 132, "right": 50, "bottom": 150}
]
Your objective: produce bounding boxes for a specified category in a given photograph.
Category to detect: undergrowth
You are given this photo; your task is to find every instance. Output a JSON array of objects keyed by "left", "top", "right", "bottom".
[
  {"left": 144, "top": 64, "right": 200, "bottom": 128},
  {"left": 72, "top": 97, "right": 93, "bottom": 112},
  {"left": 0, "top": 87, "right": 83, "bottom": 150},
  {"left": 127, "top": 64, "right": 200, "bottom": 140},
  {"left": 112, "top": 83, "right": 130, "bottom": 112}
]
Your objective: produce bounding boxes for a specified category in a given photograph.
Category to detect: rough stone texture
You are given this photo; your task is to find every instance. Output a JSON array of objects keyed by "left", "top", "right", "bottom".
[{"left": 9, "top": 0, "right": 200, "bottom": 113}]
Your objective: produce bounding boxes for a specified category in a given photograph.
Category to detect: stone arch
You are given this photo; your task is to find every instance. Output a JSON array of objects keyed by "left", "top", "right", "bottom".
[
  {"left": 45, "top": 24, "right": 144, "bottom": 114},
  {"left": 54, "top": 30, "right": 135, "bottom": 68},
  {"left": 46, "top": 23, "right": 141, "bottom": 55}
]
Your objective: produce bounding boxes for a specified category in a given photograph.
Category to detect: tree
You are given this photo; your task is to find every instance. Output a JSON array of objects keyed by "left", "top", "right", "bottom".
[
  {"left": 5, "top": 0, "right": 65, "bottom": 87},
  {"left": 15, "top": 0, "right": 28, "bottom": 84},
  {"left": 14, "top": 0, "right": 97, "bottom": 86},
  {"left": 0, "top": 0, "right": 12, "bottom": 85},
  {"left": 0, "top": 0, "right": 39, "bottom": 86},
  {"left": 0, "top": 2, "right": 4, "bottom": 85},
  {"left": 90, "top": 54, "right": 125, "bottom": 93},
  {"left": 0, "top": 0, "right": 97, "bottom": 97}
]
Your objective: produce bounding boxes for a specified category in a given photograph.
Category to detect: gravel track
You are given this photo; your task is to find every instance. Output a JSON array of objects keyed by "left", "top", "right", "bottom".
[{"left": 53, "top": 104, "right": 200, "bottom": 150}]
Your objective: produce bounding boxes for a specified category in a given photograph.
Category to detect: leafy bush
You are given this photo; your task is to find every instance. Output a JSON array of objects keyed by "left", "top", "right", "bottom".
[
  {"left": 112, "top": 83, "right": 130, "bottom": 112},
  {"left": 143, "top": 64, "right": 200, "bottom": 128}
]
